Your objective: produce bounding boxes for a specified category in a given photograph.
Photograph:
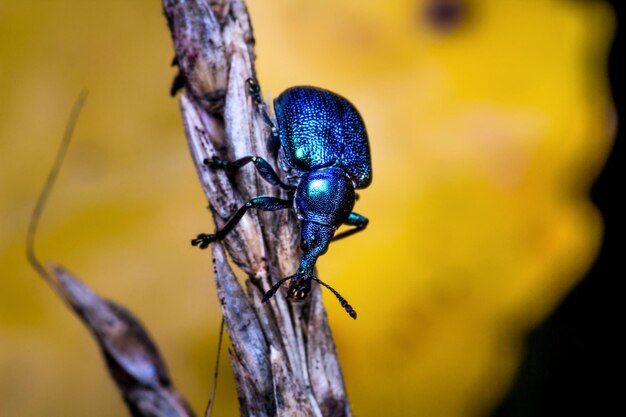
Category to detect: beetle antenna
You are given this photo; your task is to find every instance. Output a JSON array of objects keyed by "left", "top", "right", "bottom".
[
  {"left": 27, "top": 91, "right": 88, "bottom": 287},
  {"left": 261, "top": 275, "right": 293, "bottom": 303},
  {"left": 312, "top": 277, "right": 357, "bottom": 319},
  {"left": 245, "top": 78, "right": 278, "bottom": 138}
]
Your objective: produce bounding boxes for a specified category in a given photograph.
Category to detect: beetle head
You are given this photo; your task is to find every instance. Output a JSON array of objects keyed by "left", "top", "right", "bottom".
[
  {"left": 261, "top": 273, "right": 357, "bottom": 319},
  {"left": 286, "top": 274, "right": 311, "bottom": 300}
]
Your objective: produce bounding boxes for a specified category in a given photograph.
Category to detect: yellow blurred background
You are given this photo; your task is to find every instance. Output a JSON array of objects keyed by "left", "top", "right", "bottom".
[{"left": 0, "top": 1, "right": 615, "bottom": 416}]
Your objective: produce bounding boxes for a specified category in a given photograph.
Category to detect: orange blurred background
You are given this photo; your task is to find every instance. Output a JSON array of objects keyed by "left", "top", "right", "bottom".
[{"left": 0, "top": 1, "right": 616, "bottom": 416}]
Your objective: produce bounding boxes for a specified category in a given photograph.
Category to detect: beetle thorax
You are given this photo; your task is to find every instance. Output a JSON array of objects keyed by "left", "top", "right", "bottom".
[{"left": 294, "top": 167, "right": 355, "bottom": 229}]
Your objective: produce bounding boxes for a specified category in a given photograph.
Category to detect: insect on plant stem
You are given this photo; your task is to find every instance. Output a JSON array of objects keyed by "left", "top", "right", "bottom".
[{"left": 191, "top": 79, "right": 371, "bottom": 319}]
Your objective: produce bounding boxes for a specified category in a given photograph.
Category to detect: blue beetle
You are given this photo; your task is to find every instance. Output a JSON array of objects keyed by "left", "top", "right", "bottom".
[{"left": 192, "top": 79, "right": 371, "bottom": 319}]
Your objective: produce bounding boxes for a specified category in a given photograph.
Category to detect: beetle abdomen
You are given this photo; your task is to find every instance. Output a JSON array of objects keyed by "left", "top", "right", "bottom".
[{"left": 274, "top": 86, "right": 372, "bottom": 189}]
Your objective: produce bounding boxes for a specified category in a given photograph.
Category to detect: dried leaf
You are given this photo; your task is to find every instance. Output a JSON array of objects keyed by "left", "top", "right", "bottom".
[{"left": 50, "top": 264, "right": 195, "bottom": 417}]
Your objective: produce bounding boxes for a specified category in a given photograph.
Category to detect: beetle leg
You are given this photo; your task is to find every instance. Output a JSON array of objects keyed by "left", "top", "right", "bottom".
[
  {"left": 191, "top": 196, "right": 292, "bottom": 249},
  {"left": 246, "top": 78, "right": 278, "bottom": 135},
  {"left": 205, "top": 156, "right": 293, "bottom": 191},
  {"left": 331, "top": 212, "right": 369, "bottom": 242}
]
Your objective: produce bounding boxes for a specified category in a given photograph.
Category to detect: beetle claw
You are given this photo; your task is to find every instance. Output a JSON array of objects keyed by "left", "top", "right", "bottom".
[
  {"left": 203, "top": 157, "right": 225, "bottom": 169},
  {"left": 191, "top": 233, "right": 216, "bottom": 249}
]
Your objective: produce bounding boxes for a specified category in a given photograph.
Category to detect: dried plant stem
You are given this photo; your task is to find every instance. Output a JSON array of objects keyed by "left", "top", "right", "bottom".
[{"left": 164, "top": 1, "right": 353, "bottom": 416}]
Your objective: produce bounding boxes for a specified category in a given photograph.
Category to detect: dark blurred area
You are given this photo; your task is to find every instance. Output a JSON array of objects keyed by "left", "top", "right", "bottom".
[{"left": 491, "top": 1, "right": 624, "bottom": 415}]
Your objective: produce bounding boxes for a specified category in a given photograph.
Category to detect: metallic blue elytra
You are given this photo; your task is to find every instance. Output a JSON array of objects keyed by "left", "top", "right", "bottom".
[
  {"left": 191, "top": 80, "right": 371, "bottom": 319},
  {"left": 274, "top": 87, "right": 372, "bottom": 189}
]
